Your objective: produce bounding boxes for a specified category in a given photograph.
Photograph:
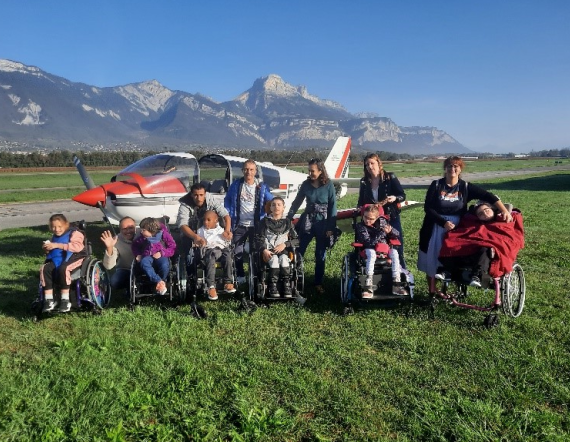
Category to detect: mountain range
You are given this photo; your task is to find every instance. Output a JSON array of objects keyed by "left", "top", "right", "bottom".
[{"left": 0, "top": 59, "right": 470, "bottom": 154}]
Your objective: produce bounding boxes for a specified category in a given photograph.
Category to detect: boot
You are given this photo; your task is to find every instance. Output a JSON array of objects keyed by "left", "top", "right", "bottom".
[
  {"left": 281, "top": 267, "right": 292, "bottom": 298},
  {"left": 268, "top": 268, "right": 280, "bottom": 297}
]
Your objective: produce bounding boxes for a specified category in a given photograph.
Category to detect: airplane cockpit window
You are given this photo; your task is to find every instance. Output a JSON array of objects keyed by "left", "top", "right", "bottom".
[
  {"left": 198, "top": 155, "right": 230, "bottom": 194},
  {"left": 258, "top": 166, "right": 280, "bottom": 191},
  {"left": 116, "top": 154, "right": 199, "bottom": 191}
]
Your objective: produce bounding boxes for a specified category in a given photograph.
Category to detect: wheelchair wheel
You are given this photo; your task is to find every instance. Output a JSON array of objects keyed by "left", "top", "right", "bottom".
[
  {"left": 86, "top": 259, "right": 111, "bottom": 309},
  {"left": 129, "top": 260, "right": 139, "bottom": 307},
  {"left": 248, "top": 253, "right": 257, "bottom": 301},
  {"left": 340, "top": 255, "right": 350, "bottom": 303},
  {"left": 175, "top": 255, "right": 187, "bottom": 304},
  {"left": 501, "top": 263, "right": 525, "bottom": 318}
]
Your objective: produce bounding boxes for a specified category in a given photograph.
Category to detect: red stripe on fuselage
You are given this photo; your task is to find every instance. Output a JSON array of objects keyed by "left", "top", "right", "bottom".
[{"left": 334, "top": 138, "right": 351, "bottom": 178}]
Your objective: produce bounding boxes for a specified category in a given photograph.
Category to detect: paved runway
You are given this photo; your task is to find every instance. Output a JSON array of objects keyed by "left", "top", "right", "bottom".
[{"left": 1, "top": 165, "right": 568, "bottom": 229}]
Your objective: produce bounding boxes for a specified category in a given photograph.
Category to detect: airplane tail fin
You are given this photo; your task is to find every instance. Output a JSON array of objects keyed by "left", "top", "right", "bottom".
[{"left": 324, "top": 136, "right": 351, "bottom": 179}]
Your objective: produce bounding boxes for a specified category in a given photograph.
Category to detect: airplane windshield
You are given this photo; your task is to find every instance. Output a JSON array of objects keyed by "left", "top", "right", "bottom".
[{"left": 115, "top": 154, "right": 199, "bottom": 191}]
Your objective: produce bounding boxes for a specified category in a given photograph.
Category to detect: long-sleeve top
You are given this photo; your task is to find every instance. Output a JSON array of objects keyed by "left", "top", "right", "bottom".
[
  {"left": 287, "top": 180, "right": 337, "bottom": 231},
  {"left": 357, "top": 172, "right": 406, "bottom": 219},
  {"left": 131, "top": 224, "right": 176, "bottom": 258},
  {"left": 418, "top": 178, "right": 500, "bottom": 253},
  {"left": 224, "top": 178, "right": 273, "bottom": 229},
  {"left": 177, "top": 192, "right": 230, "bottom": 231},
  {"left": 197, "top": 224, "right": 230, "bottom": 249},
  {"left": 355, "top": 218, "right": 400, "bottom": 249},
  {"left": 254, "top": 216, "right": 299, "bottom": 251},
  {"left": 102, "top": 232, "right": 137, "bottom": 271}
]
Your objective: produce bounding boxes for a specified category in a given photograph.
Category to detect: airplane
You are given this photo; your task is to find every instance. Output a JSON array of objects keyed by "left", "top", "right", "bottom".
[{"left": 72, "top": 136, "right": 360, "bottom": 226}]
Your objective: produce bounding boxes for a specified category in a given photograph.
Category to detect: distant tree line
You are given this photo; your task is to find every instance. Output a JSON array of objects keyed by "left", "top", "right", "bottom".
[
  {"left": 529, "top": 148, "right": 570, "bottom": 158},
  {"left": 0, "top": 148, "right": 415, "bottom": 168}
]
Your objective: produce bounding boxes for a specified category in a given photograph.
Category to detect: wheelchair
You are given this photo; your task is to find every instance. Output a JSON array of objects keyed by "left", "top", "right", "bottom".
[
  {"left": 32, "top": 221, "right": 111, "bottom": 321},
  {"left": 129, "top": 254, "right": 186, "bottom": 309},
  {"left": 184, "top": 245, "right": 240, "bottom": 302},
  {"left": 340, "top": 208, "right": 414, "bottom": 315},
  {"left": 430, "top": 207, "right": 526, "bottom": 328},
  {"left": 248, "top": 246, "right": 305, "bottom": 305}
]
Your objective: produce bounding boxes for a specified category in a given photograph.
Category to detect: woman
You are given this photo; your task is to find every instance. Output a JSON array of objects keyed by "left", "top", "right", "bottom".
[
  {"left": 417, "top": 156, "right": 513, "bottom": 294},
  {"left": 287, "top": 158, "right": 337, "bottom": 295},
  {"left": 358, "top": 153, "right": 407, "bottom": 267}
]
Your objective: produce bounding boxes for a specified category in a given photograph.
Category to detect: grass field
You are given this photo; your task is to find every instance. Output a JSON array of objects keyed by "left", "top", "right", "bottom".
[{"left": 0, "top": 171, "right": 569, "bottom": 440}]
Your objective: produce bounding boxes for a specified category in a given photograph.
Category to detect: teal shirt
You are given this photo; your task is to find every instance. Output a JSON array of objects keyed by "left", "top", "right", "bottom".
[{"left": 288, "top": 180, "right": 337, "bottom": 231}]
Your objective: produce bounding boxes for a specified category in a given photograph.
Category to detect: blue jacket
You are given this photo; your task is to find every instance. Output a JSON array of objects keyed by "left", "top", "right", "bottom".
[{"left": 224, "top": 178, "right": 273, "bottom": 229}]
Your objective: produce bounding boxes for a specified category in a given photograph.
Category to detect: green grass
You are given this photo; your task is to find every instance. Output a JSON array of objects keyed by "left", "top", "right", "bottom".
[{"left": 0, "top": 172, "right": 569, "bottom": 440}]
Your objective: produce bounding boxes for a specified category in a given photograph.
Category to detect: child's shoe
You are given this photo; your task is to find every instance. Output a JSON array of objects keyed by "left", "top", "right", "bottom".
[
  {"left": 156, "top": 281, "right": 167, "bottom": 296},
  {"left": 434, "top": 271, "right": 451, "bottom": 281},
  {"left": 392, "top": 283, "right": 407, "bottom": 296},
  {"left": 469, "top": 276, "right": 482, "bottom": 288},
  {"left": 42, "top": 299, "right": 57, "bottom": 313},
  {"left": 361, "top": 289, "right": 373, "bottom": 299},
  {"left": 208, "top": 286, "right": 218, "bottom": 301},
  {"left": 223, "top": 283, "right": 236, "bottom": 294},
  {"left": 282, "top": 283, "right": 293, "bottom": 298},
  {"left": 268, "top": 283, "right": 280, "bottom": 297},
  {"left": 58, "top": 300, "right": 72, "bottom": 313}
]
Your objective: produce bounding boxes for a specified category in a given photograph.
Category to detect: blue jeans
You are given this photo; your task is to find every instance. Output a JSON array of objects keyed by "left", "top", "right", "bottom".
[
  {"left": 298, "top": 219, "right": 328, "bottom": 286},
  {"left": 110, "top": 268, "right": 131, "bottom": 291},
  {"left": 140, "top": 256, "right": 170, "bottom": 284}
]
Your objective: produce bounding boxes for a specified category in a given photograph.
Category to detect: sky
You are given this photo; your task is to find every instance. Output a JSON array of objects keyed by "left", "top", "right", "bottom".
[{"left": 2, "top": 0, "right": 569, "bottom": 153}]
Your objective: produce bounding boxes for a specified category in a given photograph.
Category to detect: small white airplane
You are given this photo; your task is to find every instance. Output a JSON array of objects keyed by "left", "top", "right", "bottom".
[{"left": 73, "top": 136, "right": 358, "bottom": 225}]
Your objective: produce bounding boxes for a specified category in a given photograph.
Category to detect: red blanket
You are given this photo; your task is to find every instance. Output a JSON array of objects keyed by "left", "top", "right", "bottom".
[{"left": 439, "top": 211, "right": 524, "bottom": 277}]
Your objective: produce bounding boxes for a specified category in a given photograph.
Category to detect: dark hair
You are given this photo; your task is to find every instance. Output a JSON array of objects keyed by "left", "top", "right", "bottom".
[
  {"left": 190, "top": 183, "right": 207, "bottom": 193},
  {"left": 363, "top": 153, "right": 385, "bottom": 181},
  {"left": 308, "top": 158, "right": 329, "bottom": 185},
  {"left": 270, "top": 196, "right": 285, "bottom": 205},
  {"left": 139, "top": 217, "right": 161, "bottom": 235}
]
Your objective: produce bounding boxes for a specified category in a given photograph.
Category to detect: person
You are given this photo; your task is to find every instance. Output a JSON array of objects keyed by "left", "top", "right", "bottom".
[
  {"left": 177, "top": 183, "right": 235, "bottom": 292},
  {"left": 355, "top": 205, "right": 405, "bottom": 298},
  {"left": 100, "top": 216, "right": 137, "bottom": 295},
  {"left": 255, "top": 197, "right": 299, "bottom": 298},
  {"left": 358, "top": 153, "right": 407, "bottom": 268},
  {"left": 131, "top": 217, "right": 177, "bottom": 296},
  {"left": 437, "top": 201, "right": 524, "bottom": 287},
  {"left": 287, "top": 158, "right": 337, "bottom": 295},
  {"left": 196, "top": 210, "right": 236, "bottom": 300},
  {"left": 224, "top": 159, "right": 273, "bottom": 285},
  {"left": 40, "top": 214, "right": 88, "bottom": 313},
  {"left": 417, "top": 156, "right": 514, "bottom": 294}
]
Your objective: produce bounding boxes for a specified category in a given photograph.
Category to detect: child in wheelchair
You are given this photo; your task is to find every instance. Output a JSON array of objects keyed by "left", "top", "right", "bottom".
[
  {"left": 131, "top": 217, "right": 177, "bottom": 296},
  {"left": 196, "top": 210, "right": 236, "bottom": 300},
  {"left": 40, "top": 214, "right": 88, "bottom": 313},
  {"left": 254, "top": 196, "right": 299, "bottom": 298},
  {"left": 355, "top": 205, "right": 406, "bottom": 298},
  {"left": 436, "top": 201, "right": 520, "bottom": 289}
]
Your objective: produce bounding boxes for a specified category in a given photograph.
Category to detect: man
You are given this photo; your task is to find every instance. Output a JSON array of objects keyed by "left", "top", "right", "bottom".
[
  {"left": 177, "top": 183, "right": 235, "bottom": 293},
  {"left": 100, "top": 216, "right": 138, "bottom": 294},
  {"left": 224, "top": 159, "right": 273, "bottom": 284}
]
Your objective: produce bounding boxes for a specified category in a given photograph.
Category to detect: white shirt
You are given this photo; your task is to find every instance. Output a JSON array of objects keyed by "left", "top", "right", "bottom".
[
  {"left": 239, "top": 181, "right": 257, "bottom": 227},
  {"left": 197, "top": 224, "right": 230, "bottom": 249}
]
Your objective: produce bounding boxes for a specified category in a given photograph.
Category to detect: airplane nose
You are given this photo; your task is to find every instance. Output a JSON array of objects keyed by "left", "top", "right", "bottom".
[{"left": 73, "top": 187, "right": 107, "bottom": 207}]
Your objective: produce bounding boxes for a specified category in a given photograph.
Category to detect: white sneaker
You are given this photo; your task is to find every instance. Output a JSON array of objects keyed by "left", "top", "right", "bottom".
[
  {"left": 236, "top": 276, "right": 247, "bottom": 285},
  {"left": 362, "top": 289, "right": 373, "bottom": 299},
  {"left": 58, "top": 300, "right": 72, "bottom": 313},
  {"left": 434, "top": 271, "right": 451, "bottom": 281}
]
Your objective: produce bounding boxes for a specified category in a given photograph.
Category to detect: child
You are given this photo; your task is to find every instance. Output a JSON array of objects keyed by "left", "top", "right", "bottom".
[
  {"left": 254, "top": 197, "right": 299, "bottom": 298},
  {"left": 40, "top": 214, "right": 88, "bottom": 313},
  {"left": 355, "top": 205, "right": 404, "bottom": 298},
  {"left": 131, "top": 217, "right": 177, "bottom": 296},
  {"left": 196, "top": 210, "right": 236, "bottom": 300},
  {"left": 437, "top": 202, "right": 513, "bottom": 288}
]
